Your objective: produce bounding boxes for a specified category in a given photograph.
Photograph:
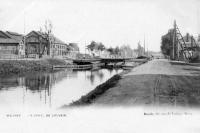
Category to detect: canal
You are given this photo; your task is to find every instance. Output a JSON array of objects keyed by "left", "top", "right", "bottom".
[{"left": 0, "top": 68, "right": 122, "bottom": 110}]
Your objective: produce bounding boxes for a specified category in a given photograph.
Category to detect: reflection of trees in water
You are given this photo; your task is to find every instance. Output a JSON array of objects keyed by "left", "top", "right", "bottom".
[
  {"left": 86, "top": 70, "right": 105, "bottom": 84},
  {"left": 115, "top": 69, "right": 119, "bottom": 73},
  {"left": 25, "top": 74, "right": 50, "bottom": 92},
  {"left": 89, "top": 72, "right": 95, "bottom": 85},
  {"left": 0, "top": 69, "right": 120, "bottom": 92},
  {"left": 23, "top": 69, "right": 77, "bottom": 106},
  {"left": 98, "top": 71, "right": 104, "bottom": 82},
  {"left": 0, "top": 69, "right": 77, "bottom": 93},
  {"left": 108, "top": 68, "right": 120, "bottom": 75},
  {"left": 108, "top": 68, "right": 113, "bottom": 75},
  {"left": 24, "top": 69, "right": 76, "bottom": 92}
]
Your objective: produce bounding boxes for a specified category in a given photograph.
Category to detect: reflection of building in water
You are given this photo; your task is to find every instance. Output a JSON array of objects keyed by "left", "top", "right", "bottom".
[
  {"left": 23, "top": 69, "right": 75, "bottom": 92},
  {"left": 0, "top": 76, "right": 19, "bottom": 89},
  {"left": 25, "top": 74, "right": 51, "bottom": 91},
  {"left": 0, "top": 69, "right": 76, "bottom": 107},
  {"left": 0, "top": 69, "right": 76, "bottom": 91},
  {"left": 22, "top": 69, "right": 76, "bottom": 106}
]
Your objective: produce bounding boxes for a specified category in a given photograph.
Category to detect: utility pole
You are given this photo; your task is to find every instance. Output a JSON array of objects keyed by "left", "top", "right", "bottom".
[
  {"left": 172, "top": 20, "right": 177, "bottom": 60},
  {"left": 24, "top": 12, "right": 26, "bottom": 35},
  {"left": 85, "top": 42, "right": 86, "bottom": 58},
  {"left": 143, "top": 34, "right": 146, "bottom": 55},
  {"left": 147, "top": 40, "right": 149, "bottom": 56},
  {"left": 23, "top": 12, "right": 26, "bottom": 58}
]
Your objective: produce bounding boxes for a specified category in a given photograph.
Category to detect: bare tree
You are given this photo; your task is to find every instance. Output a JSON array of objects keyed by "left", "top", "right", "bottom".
[{"left": 38, "top": 20, "right": 53, "bottom": 58}]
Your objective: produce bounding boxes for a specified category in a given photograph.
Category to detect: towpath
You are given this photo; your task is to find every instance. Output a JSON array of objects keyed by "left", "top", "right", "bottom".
[{"left": 93, "top": 59, "right": 200, "bottom": 107}]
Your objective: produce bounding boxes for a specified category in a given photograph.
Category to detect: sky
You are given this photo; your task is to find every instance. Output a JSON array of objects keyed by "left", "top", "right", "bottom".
[{"left": 0, "top": 0, "right": 200, "bottom": 52}]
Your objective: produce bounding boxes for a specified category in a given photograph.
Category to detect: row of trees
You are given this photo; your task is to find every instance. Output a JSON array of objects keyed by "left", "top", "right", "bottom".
[
  {"left": 86, "top": 41, "right": 105, "bottom": 56},
  {"left": 86, "top": 41, "right": 140, "bottom": 58}
]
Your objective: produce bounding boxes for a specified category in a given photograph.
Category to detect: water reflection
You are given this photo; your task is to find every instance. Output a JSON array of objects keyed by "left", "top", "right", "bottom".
[
  {"left": 86, "top": 70, "right": 105, "bottom": 85},
  {"left": 0, "top": 68, "right": 122, "bottom": 109}
]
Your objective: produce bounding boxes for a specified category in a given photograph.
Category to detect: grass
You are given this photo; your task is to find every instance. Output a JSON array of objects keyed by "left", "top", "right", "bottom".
[{"left": 0, "top": 58, "right": 68, "bottom": 74}]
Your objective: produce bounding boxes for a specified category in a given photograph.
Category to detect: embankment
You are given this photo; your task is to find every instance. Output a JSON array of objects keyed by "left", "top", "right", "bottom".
[
  {"left": 0, "top": 58, "right": 68, "bottom": 74},
  {"left": 69, "top": 74, "right": 122, "bottom": 106},
  {"left": 67, "top": 61, "right": 147, "bottom": 107}
]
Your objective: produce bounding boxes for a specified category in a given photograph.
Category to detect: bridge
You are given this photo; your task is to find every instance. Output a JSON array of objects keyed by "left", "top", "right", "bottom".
[
  {"left": 100, "top": 58, "right": 147, "bottom": 63},
  {"left": 72, "top": 58, "right": 148, "bottom": 65}
]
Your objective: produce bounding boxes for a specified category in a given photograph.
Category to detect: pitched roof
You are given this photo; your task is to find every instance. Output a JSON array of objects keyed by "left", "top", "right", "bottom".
[
  {"left": 26, "top": 30, "right": 46, "bottom": 39},
  {"left": 5, "top": 31, "right": 23, "bottom": 41},
  {"left": 0, "top": 31, "right": 23, "bottom": 44},
  {"left": 26, "top": 30, "right": 66, "bottom": 45}
]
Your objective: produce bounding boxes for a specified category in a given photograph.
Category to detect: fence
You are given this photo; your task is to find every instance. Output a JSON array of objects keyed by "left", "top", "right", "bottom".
[{"left": 0, "top": 54, "right": 25, "bottom": 60}]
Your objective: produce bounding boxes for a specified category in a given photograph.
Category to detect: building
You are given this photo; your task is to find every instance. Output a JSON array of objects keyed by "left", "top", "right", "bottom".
[
  {"left": 0, "top": 30, "right": 79, "bottom": 59},
  {"left": 25, "top": 31, "right": 69, "bottom": 58},
  {"left": 177, "top": 33, "right": 200, "bottom": 61},
  {"left": 0, "top": 31, "right": 25, "bottom": 58},
  {"left": 182, "top": 33, "right": 198, "bottom": 48}
]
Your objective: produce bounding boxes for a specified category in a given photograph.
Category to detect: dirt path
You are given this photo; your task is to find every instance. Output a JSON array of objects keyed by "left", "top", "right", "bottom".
[{"left": 92, "top": 59, "right": 200, "bottom": 108}]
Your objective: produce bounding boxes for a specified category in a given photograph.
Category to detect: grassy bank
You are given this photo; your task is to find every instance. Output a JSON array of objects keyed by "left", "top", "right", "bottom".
[
  {"left": 0, "top": 58, "right": 68, "bottom": 74},
  {"left": 63, "top": 61, "right": 146, "bottom": 107},
  {"left": 68, "top": 74, "right": 122, "bottom": 106}
]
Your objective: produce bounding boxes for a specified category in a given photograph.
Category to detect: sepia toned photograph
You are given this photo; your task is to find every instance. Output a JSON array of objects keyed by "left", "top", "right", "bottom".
[{"left": 0, "top": 0, "right": 200, "bottom": 132}]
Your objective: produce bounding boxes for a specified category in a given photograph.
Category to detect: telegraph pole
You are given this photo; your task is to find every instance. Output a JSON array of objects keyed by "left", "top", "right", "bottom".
[
  {"left": 85, "top": 41, "right": 86, "bottom": 58},
  {"left": 23, "top": 12, "right": 26, "bottom": 58},
  {"left": 143, "top": 34, "right": 146, "bottom": 55},
  {"left": 172, "top": 20, "right": 177, "bottom": 60},
  {"left": 147, "top": 40, "right": 149, "bottom": 56}
]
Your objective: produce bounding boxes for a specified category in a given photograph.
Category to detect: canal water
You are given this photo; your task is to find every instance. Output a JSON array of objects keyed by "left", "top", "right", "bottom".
[{"left": 0, "top": 68, "right": 122, "bottom": 110}]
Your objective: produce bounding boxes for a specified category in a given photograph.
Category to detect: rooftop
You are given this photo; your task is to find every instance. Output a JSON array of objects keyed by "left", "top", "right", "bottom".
[
  {"left": 0, "top": 31, "right": 23, "bottom": 44},
  {"left": 27, "top": 30, "right": 66, "bottom": 45}
]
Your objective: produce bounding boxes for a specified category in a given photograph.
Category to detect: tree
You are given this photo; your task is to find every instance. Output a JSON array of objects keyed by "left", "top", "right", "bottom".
[
  {"left": 69, "top": 43, "right": 79, "bottom": 51},
  {"left": 198, "top": 34, "right": 200, "bottom": 42},
  {"left": 87, "top": 41, "right": 97, "bottom": 56},
  {"left": 87, "top": 41, "right": 106, "bottom": 56},
  {"left": 114, "top": 46, "right": 120, "bottom": 57},
  {"left": 107, "top": 47, "right": 115, "bottom": 57},
  {"left": 119, "top": 45, "right": 134, "bottom": 58},
  {"left": 186, "top": 33, "right": 190, "bottom": 42},
  {"left": 97, "top": 42, "right": 105, "bottom": 56},
  {"left": 160, "top": 29, "right": 173, "bottom": 57},
  {"left": 137, "top": 42, "right": 144, "bottom": 57},
  {"left": 160, "top": 36, "right": 171, "bottom": 56},
  {"left": 37, "top": 20, "right": 53, "bottom": 58}
]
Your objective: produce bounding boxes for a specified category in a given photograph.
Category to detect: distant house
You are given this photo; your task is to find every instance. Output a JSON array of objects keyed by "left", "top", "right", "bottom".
[
  {"left": 178, "top": 33, "right": 200, "bottom": 60},
  {"left": 0, "top": 31, "right": 25, "bottom": 58},
  {"left": 25, "top": 31, "right": 69, "bottom": 58},
  {"left": 181, "top": 33, "right": 197, "bottom": 48}
]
